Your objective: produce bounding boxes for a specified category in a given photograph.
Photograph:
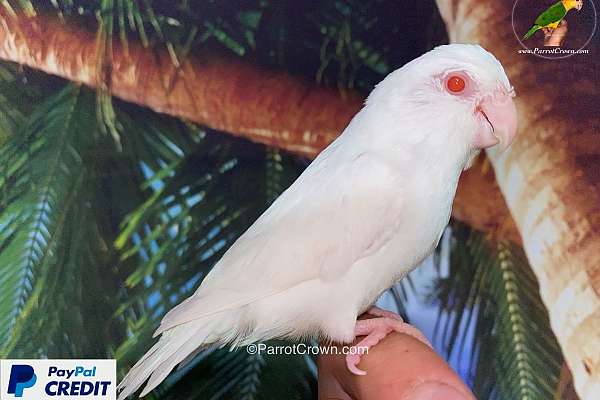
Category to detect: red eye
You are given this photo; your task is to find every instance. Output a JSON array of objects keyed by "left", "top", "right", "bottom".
[{"left": 447, "top": 75, "right": 466, "bottom": 93}]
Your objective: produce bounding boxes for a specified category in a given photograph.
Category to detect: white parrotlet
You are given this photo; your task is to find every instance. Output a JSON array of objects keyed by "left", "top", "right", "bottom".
[{"left": 117, "top": 43, "right": 518, "bottom": 399}]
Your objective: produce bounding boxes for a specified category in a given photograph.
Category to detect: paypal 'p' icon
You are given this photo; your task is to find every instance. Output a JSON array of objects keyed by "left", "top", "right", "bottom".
[{"left": 7, "top": 365, "right": 36, "bottom": 397}]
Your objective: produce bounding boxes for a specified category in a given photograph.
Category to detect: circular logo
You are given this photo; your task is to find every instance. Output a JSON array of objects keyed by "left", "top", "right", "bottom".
[{"left": 512, "top": 0, "right": 597, "bottom": 59}]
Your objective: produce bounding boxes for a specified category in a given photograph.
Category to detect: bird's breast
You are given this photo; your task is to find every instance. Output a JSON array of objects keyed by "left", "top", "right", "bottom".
[{"left": 349, "top": 177, "right": 458, "bottom": 316}]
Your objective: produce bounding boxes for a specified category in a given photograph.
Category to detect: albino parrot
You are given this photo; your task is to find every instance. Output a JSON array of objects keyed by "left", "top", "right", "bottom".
[
  {"left": 523, "top": 0, "right": 583, "bottom": 40},
  {"left": 117, "top": 43, "right": 518, "bottom": 399}
]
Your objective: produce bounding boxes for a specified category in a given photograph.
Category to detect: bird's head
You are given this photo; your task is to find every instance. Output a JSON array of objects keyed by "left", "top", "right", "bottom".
[
  {"left": 364, "top": 44, "right": 517, "bottom": 161},
  {"left": 563, "top": 0, "right": 583, "bottom": 11}
]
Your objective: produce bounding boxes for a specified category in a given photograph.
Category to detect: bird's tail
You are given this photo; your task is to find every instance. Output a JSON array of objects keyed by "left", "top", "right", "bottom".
[
  {"left": 523, "top": 25, "right": 540, "bottom": 40},
  {"left": 117, "top": 311, "right": 241, "bottom": 400}
]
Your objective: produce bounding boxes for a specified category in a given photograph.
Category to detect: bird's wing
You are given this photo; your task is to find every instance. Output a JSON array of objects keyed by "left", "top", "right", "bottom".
[
  {"left": 535, "top": 2, "right": 567, "bottom": 26},
  {"left": 156, "top": 146, "right": 404, "bottom": 333}
]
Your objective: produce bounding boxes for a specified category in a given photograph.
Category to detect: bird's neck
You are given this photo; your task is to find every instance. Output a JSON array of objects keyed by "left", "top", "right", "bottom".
[
  {"left": 562, "top": 0, "right": 579, "bottom": 11},
  {"left": 347, "top": 104, "right": 472, "bottom": 180}
]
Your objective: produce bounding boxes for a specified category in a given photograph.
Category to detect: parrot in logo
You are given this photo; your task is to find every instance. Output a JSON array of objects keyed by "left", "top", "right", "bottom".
[
  {"left": 117, "top": 44, "right": 518, "bottom": 399},
  {"left": 523, "top": 0, "right": 584, "bottom": 40}
]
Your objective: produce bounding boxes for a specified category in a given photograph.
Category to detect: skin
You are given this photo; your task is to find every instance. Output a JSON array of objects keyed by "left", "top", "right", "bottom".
[
  {"left": 319, "top": 314, "right": 476, "bottom": 400},
  {"left": 543, "top": 20, "right": 569, "bottom": 46}
]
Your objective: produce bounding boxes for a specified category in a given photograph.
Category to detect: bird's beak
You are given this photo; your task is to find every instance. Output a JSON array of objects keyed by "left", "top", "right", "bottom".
[{"left": 477, "top": 93, "right": 518, "bottom": 151}]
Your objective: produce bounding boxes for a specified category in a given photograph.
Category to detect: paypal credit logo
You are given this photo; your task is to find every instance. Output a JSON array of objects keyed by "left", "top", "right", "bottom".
[
  {"left": 7, "top": 365, "right": 36, "bottom": 397},
  {"left": 1, "top": 360, "right": 115, "bottom": 400}
]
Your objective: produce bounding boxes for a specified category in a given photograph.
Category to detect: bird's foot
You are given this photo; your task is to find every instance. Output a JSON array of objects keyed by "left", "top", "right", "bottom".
[
  {"left": 345, "top": 316, "right": 432, "bottom": 376},
  {"left": 366, "top": 305, "right": 402, "bottom": 320}
]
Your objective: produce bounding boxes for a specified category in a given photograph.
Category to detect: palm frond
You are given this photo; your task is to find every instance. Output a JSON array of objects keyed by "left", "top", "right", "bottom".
[
  {"left": 152, "top": 345, "right": 314, "bottom": 400},
  {"left": 0, "top": 63, "right": 45, "bottom": 142},
  {"left": 0, "top": 84, "right": 123, "bottom": 357},
  {"left": 433, "top": 222, "right": 563, "bottom": 400},
  {"left": 0, "top": 66, "right": 24, "bottom": 141},
  {"left": 490, "top": 242, "right": 563, "bottom": 399},
  {"left": 0, "top": 84, "right": 85, "bottom": 351}
]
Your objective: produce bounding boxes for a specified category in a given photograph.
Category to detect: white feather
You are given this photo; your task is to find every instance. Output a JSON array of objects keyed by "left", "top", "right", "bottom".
[{"left": 118, "top": 43, "right": 513, "bottom": 399}]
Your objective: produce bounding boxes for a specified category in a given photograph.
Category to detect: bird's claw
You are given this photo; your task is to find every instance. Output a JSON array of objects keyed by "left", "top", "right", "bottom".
[
  {"left": 345, "top": 353, "right": 367, "bottom": 376},
  {"left": 344, "top": 316, "right": 433, "bottom": 376}
]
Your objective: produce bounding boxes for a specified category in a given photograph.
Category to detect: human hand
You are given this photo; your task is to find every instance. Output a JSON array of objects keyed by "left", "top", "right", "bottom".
[
  {"left": 543, "top": 20, "right": 568, "bottom": 47},
  {"left": 318, "top": 314, "right": 475, "bottom": 400}
]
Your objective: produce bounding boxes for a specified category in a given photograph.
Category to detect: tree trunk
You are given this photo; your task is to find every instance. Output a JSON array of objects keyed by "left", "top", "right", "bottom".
[
  {"left": 0, "top": 11, "right": 521, "bottom": 244},
  {"left": 436, "top": 1, "right": 600, "bottom": 398}
]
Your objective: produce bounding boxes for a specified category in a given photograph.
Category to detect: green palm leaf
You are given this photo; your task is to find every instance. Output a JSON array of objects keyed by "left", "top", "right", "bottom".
[
  {"left": 433, "top": 222, "right": 563, "bottom": 400},
  {"left": 150, "top": 344, "right": 314, "bottom": 400},
  {"left": 0, "top": 85, "right": 88, "bottom": 352},
  {"left": 0, "top": 84, "right": 125, "bottom": 357}
]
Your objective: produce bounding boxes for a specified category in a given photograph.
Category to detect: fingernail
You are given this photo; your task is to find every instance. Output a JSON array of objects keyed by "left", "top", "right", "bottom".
[{"left": 406, "top": 382, "right": 468, "bottom": 400}]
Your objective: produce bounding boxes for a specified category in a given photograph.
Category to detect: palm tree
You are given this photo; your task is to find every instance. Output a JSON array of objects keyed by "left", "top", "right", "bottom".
[
  {"left": 0, "top": 1, "right": 595, "bottom": 399},
  {"left": 435, "top": 1, "right": 599, "bottom": 398}
]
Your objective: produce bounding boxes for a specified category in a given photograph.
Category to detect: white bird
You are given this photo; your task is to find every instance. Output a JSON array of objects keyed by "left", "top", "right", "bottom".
[{"left": 117, "top": 43, "right": 518, "bottom": 399}]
